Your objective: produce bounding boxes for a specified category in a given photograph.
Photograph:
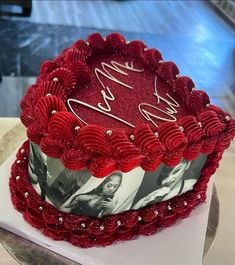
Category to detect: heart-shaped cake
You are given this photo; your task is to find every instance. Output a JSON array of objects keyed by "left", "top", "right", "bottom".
[{"left": 10, "top": 33, "right": 235, "bottom": 247}]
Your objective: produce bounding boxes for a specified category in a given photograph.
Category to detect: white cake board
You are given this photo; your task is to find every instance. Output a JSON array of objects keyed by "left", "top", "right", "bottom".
[{"left": 0, "top": 150, "right": 213, "bottom": 265}]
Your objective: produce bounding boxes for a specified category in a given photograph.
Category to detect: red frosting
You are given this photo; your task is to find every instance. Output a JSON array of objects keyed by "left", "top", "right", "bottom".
[
  {"left": 157, "top": 61, "right": 179, "bottom": 85},
  {"left": 19, "top": 32, "right": 235, "bottom": 179},
  {"left": 87, "top": 33, "right": 106, "bottom": 52},
  {"left": 127, "top": 40, "right": 147, "bottom": 59},
  {"left": 143, "top": 48, "right": 163, "bottom": 71},
  {"left": 187, "top": 90, "right": 210, "bottom": 115},
  {"left": 173, "top": 76, "right": 195, "bottom": 101}
]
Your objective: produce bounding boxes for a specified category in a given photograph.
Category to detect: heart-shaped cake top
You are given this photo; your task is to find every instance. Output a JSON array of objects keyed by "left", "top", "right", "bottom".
[
  {"left": 68, "top": 51, "right": 189, "bottom": 130},
  {"left": 20, "top": 33, "right": 234, "bottom": 177}
]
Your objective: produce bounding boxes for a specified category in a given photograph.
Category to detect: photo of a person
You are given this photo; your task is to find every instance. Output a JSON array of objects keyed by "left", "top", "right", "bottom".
[
  {"left": 62, "top": 172, "right": 122, "bottom": 217},
  {"left": 132, "top": 186, "right": 171, "bottom": 209},
  {"left": 132, "top": 154, "right": 208, "bottom": 209},
  {"left": 46, "top": 169, "right": 91, "bottom": 207},
  {"left": 133, "top": 160, "right": 191, "bottom": 209},
  {"left": 158, "top": 159, "right": 192, "bottom": 200}
]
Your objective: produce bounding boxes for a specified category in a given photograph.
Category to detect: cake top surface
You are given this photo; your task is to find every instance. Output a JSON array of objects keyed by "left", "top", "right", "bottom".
[
  {"left": 20, "top": 33, "right": 235, "bottom": 177},
  {"left": 68, "top": 52, "right": 189, "bottom": 130}
]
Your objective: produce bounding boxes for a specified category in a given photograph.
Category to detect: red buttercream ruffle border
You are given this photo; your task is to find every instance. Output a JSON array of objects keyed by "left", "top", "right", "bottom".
[
  {"left": 20, "top": 33, "right": 235, "bottom": 177},
  {"left": 10, "top": 140, "right": 222, "bottom": 248}
]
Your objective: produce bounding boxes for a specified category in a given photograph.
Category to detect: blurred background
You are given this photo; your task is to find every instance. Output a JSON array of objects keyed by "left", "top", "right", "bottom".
[
  {"left": 0, "top": 0, "right": 234, "bottom": 117},
  {"left": 0, "top": 0, "right": 235, "bottom": 264}
]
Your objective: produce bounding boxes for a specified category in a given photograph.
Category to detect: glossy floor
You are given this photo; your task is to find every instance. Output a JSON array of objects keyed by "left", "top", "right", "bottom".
[{"left": 0, "top": 0, "right": 235, "bottom": 117}]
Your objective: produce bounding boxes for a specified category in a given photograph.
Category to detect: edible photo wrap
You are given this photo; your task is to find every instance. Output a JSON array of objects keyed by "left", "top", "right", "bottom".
[{"left": 28, "top": 142, "right": 207, "bottom": 218}]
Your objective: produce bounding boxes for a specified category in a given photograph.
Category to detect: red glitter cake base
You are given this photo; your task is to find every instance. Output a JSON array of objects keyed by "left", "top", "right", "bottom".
[{"left": 9, "top": 140, "right": 222, "bottom": 248}]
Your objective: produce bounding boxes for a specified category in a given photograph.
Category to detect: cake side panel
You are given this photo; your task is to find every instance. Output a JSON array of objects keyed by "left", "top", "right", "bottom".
[{"left": 28, "top": 142, "right": 208, "bottom": 218}]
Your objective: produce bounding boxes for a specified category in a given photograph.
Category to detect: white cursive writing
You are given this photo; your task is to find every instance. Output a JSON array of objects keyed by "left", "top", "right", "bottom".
[
  {"left": 95, "top": 61, "right": 144, "bottom": 112},
  {"left": 95, "top": 61, "right": 144, "bottom": 90},
  {"left": 67, "top": 98, "right": 135, "bottom": 128},
  {"left": 67, "top": 61, "right": 180, "bottom": 128},
  {"left": 138, "top": 77, "right": 179, "bottom": 127}
]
